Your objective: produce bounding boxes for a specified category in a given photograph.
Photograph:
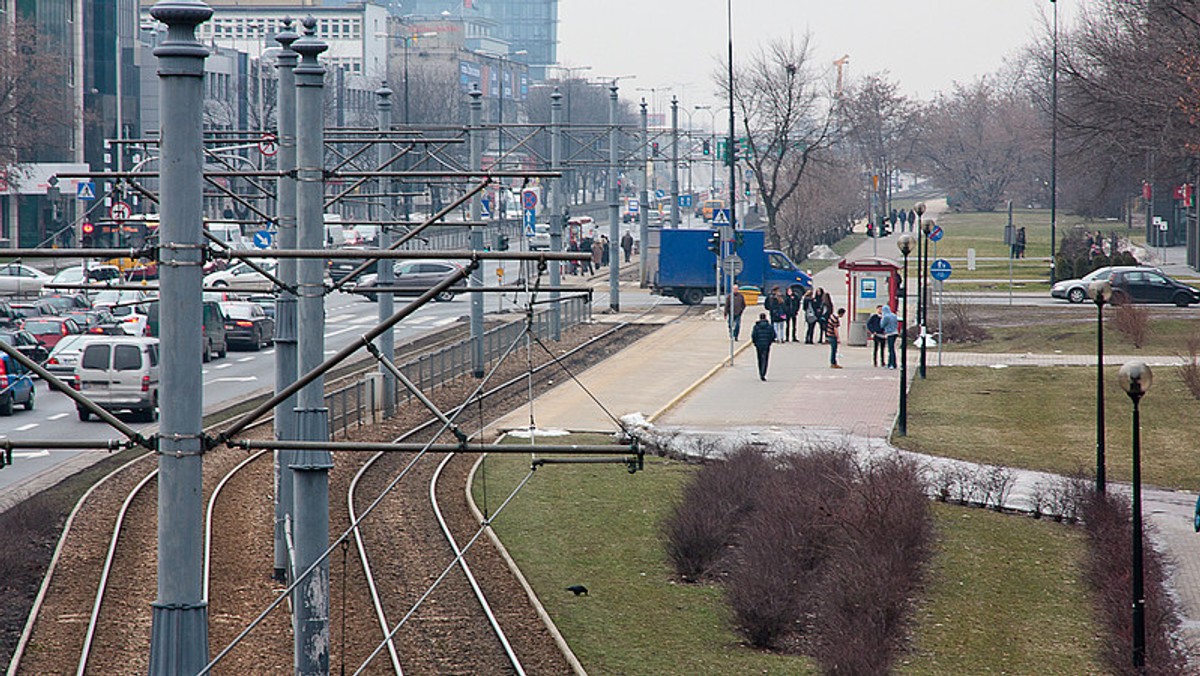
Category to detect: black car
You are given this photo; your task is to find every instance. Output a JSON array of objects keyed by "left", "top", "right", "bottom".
[
  {"left": 1109, "top": 267, "right": 1200, "bottom": 306},
  {"left": 0, "top": 329, "right": 49, "bottom": 365},
  {"left": 220, "top": 301, "right": 274, "bottom": 350},
  {"left": 327, "top": 248, "right": 373, "bottom": 285},
  {"left": 353, "top": 260, "right": 466, "bottom": 302}
]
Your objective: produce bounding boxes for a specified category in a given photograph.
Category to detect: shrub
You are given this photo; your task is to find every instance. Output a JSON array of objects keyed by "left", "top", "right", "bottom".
[
  {"left": 1177, "top": 335, "right": 1200, "bottom": 401},
  {"left": 662, "top": 445, "right": 770, "bottom": 581},
  {"left": 940, "top": 296, "right": 991, "bottom": 344},
  {"left": 1110, "top": 301, "right": 1151, "bottom": 348}
]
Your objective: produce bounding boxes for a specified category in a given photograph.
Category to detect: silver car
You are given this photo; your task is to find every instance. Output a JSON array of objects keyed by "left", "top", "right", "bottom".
[
  {"left": 1050, "top": 267, "right": 1115, "bottom": 303},
  {"left": 0, "top": 263, "right": 51, "bottom": 296}
]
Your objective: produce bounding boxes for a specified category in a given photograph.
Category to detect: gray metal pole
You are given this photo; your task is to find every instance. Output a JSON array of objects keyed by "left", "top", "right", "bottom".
[
  {"left": 147, "top": 2, "right": 211, "bottom": 672},
  {"left": 271, "top": 18, "right": 300, "bottom": 585},
  {"left": 376, "top": 84, "right": 396, "bottom": 416},
  {"left": 290, "top": 18, "right": 332, "bottom": 674},
  {"left": 639, "top": 100, "right": 650, "bottom": 287},
  {"left": 549, "top": 88, "right": 563, "bottom": 340},
  {"left": 469, "top": 86, "right": 485, "bottom": 377},
  {"left": 608, "top": 83, "right": 620, "bottom": 312},
  {"left": 670, "top": 96, "right": 680, "bottom": 228}
]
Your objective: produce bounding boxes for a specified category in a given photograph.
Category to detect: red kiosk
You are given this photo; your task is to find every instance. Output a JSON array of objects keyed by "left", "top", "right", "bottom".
[{"left": 837, "top": 257, "right": 902, "bottom": 346}]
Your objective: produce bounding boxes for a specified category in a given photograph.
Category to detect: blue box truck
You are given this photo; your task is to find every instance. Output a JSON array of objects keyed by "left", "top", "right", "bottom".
[{"left": 653, "top": 228, "right": 811, "bottom": 305}]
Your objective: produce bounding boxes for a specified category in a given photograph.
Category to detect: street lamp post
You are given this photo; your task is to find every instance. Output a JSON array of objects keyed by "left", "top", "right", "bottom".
[
  {"left": 897, "top": 233, "right": 914, "bottom": 436},
  {"left": 1089, "top": 278, "right": 1113, "bottom": 493},
  {"left": 1050, "top": 0, "right": 1059, "bottom": 284},
  {"left": 919, "top": 217, "right": 933, "bottom": 379},
  {"left": 1118, "top": 361, "right": 1153, "bottom": 669}
]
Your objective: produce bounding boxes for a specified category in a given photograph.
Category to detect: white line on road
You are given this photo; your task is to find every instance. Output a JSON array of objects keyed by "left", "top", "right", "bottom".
[
  {"left": 14, "top": 450, "right": 50, "bottom": 459},
  {"left": 325, "top": 326, "right": 358, "bottom": 338},
  {"left": 237, "top": 357, "right": 254, "bottom": 363},
  {"left": 204, "top": 376, "right": 258, "bottom": 385},
  {"left": 46, "top": 413, "right": 69, "bottom": 421},
  {"left": 433, "top": 317, "right": 456, "bottom": 327},
  {"left": 265, "top": 349, "right": 275, "bottom": 355},
  {"left": 214, "top": 363, "right": 233, "bottom": 370},
  {"left": 14, "top": 423, "right": 39, "bottom": 432},
  {"left": 327, "top": 313, "right": 354, "bottom": 324}
]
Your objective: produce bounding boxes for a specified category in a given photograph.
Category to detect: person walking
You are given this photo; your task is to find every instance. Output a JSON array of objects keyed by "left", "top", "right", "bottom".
[
  {"left": 600, "top": 234, "right": 611, "bottom": 267},
  {"left": 784, "top": 287, "right": 801, "bottom": 342},
  {"left": 826, "top": 307, "right": 846, "bottom": 368},
  {"left": 724, "top": 285, "right": 746, "bottom": 341},
  {"left": 867, "top": 305, "right": 886, "bottom": 367},
  {"left": 764, "top": 286, "right": 787, "bottom": 343},
  {"left": 1015, "top": 227, "right": 1027, "bottom": 259},
  {"left": 881, "top": 303, "right": 899, "bottom": 369},
  {"left": 817, "top": 290, "right": 833, "bottom": 344},
  {"left": 908, "top": 208, "right": 917, "bottom": 232},
  {"left": 750, "top": 312, "right": 776, "bottom": 381},
  {"left": 579, "top": 232, "right": 594, "bottom": 274},
  {"left": 802, "top": 288, "right": 820, "bottom": 344},
  {"left": 620, "top": 231, "right": 634, "bottom": 263},
  {"left": 591, "top": 236, "right": 603, "bottom": 270}
]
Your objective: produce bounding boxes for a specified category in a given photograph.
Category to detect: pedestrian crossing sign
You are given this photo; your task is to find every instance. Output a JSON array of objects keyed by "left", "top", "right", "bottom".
[
  {"left": 712, "top": 209, "right": 731, "bottom": 225},
  {"left": 76, "top": 181, "right": 96, "bottom": 200}
]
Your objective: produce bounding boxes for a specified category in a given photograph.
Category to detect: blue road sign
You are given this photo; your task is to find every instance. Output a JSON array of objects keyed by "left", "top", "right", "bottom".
[
  {"left": 76, "top": 181, "right": 96, "bottom": 200},
  {"left": 711, "top": 209, "right": 731, "bottom": 225},
  {"left": 655, "top": 189, "right": 665, "bottom": 199},
  {"left": 628, "top": 198, "right": 640, "bottom": 214},
  {"left": 928, "top": 224, "right": 944, "bottom": 242},
  {"left": 522, "top": 190, "right": 538, "bottom": 210},
  {"left": 523, "top": 209, "right": 536, "bottom": 236},
  {"left": 678, "top": 194, "right": 693, "bottom": 208},
  {"left": 253, "top": 230, "right": 273, "bottom": 249},
  {"left": 930, "top": 258, "right": 953, "bottom": 281},
  {"left": 481, "top": 196, "right": 492, "bottom": 218}
]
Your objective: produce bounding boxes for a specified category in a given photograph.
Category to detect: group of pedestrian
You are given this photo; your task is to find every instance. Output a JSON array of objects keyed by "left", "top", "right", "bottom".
[
  {"left": 728, "top": 284, "right": 860, "bottom": 381},
  {"left": 1010, "top": 226, "right": 1027, "bottom": 259},
  {"left": 865, "top": 303, "right": 900, "bottom": 369},
  {"left": 566, "top": 230, "right": 635, "bottom": 274}
]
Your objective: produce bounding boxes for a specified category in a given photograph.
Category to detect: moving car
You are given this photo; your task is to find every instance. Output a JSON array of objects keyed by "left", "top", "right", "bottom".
[
  {"left": 72, "top": 336, "right": 160, "bottom": 422},
  {"left": 1051, "top": 266, "right": 1200, "bottom": 306},
  {"left": 352, "top": 259, "right": 466, "bottom": 302},
  {"left": 45, "top": 333, "right": 90, "bottom": 379},
  {"left": 0, "top": 263, "right": 51, "bottom": 296},
  {"left": 21, "top": 316, "right": 82, "bottom": 350},
  {"left": 203, "top": 259, "right": 279, "bottom": 292},
  {"left": 527, "top": 223, "right": 551, "bottom": 251},
  {"left": 39, "top": 293, "right": 92, "bottom": 314},
  {"left": 0, "top": 333, "right": 36, "bottom": 415},
  {"left": 220, "top": 301, "right": 274, "bottom": 350},
  {"left": 43, "top": 264, "right": 124, "bottom": 296},
  {"left": 327, "top": 248, "right": 373, "bottom": 284},
  {"left": 0, "top": 328, "right": 49, "bottom": 365},
  {"left": 10, "top": 300, "right": 62, "bottom": 319}
]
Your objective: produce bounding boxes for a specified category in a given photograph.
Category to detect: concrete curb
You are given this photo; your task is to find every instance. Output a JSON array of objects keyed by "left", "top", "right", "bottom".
[{"left": 648, "top": 337, "right": 753, "bottom": 423}]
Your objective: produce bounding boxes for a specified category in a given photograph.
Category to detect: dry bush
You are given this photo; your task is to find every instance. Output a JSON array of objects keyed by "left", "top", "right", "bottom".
[
  {"left": 939, "top": 295, "right": 991, "bottom": 344},
  {"left": 1177, "top": 335, "right": 1200, "bottom": 401},
  {"left": 1076, "top": 488, "right": 1191, "bottom": 675},
  {"left": 1110, "top": 301, "right": 1151, "bottom": 348},
  {"left": 662, "top": 445, "right": 771, "bottom": 581}
]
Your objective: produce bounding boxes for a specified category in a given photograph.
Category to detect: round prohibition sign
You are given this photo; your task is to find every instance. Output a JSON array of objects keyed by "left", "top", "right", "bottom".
[
  {"left": 110, "top": 201, "right": 132, "bottom": 223},
  {"left": 258, "top": 133, "right": 278, "bottom": 157}
]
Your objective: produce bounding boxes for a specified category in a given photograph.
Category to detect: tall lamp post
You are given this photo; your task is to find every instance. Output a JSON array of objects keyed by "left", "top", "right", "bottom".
[
  {"left": 401, "top": 28, "right": 437, "bottom": 124},
  {"left": 914, "top": 201, "right": 926, "bottom": 322},
  {"left": 1118, "top": 361, "right": 1152, "bottom": 669},
  {"left": 919, "top": 217, "right": 933, "bottom": 379},
  {"left": 1089, "top": 278, "right": 1113, "bottom": 493},
  {"left": 1050, "top": 0, "right": 1059, "bottom": 283},
  {"left": 896, "top": 233, "right": 914, "bottom": 436}
]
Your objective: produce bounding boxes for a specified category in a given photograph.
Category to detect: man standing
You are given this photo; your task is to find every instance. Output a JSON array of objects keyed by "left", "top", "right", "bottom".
[
  {"left": 724, "top": 285, "right": 747, "bottom": 341},
  {"left": 751, "top": 312, "right": 775, "bottom": 381},
  {"left": 620, "top": 231, "right": 634, "bottom": 263},
  {"left": 827, "top": 307, "right": 846, "bottom": 369},
  {"left": 881, "top": 304, "right": 899, "bottom": 369},
  {"left": 867, "top": 305, "right": 885, "bottom": 367}
]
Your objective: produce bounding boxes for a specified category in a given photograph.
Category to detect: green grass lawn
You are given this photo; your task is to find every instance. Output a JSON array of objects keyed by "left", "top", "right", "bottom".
[
  {"left": 896, "top": 366, "right": 1200, "bottom": 490},
  {"left": 938, "top": 304, "right": 1200, "bottom": 355},
  {"left": 474, "top": 435, "right": 1104, "bottom": 673}
]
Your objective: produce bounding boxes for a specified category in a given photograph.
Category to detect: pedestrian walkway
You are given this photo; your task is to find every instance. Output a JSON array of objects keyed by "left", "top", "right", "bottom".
[{"left": 487, "top": 226, "right": 1200, "bottom": 656}]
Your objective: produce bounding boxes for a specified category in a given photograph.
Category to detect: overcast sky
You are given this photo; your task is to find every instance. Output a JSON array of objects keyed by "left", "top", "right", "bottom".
[{"left": 558, "top": 0, "right": 1072, "bottom": 115}]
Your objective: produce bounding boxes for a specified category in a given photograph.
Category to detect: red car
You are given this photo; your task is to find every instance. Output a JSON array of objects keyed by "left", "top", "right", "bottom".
[{"left": 21, "top": 316, "right": 82, "bottom": 349}]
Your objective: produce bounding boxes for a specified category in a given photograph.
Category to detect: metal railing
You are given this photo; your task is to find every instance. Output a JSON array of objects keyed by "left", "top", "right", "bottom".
[{"left": 324, "top": 294, "right": 590, "bottom": 439}]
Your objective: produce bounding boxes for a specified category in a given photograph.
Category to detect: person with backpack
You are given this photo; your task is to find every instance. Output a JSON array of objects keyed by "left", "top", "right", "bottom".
[
  {"left": 750, "top": 312, "right": 776, "bottom": 380},
  {"left": 867, "top": 305, "right": 886, "bottom": 367}
]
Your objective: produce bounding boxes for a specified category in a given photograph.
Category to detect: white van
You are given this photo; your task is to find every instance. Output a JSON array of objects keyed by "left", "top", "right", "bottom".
[
  {"left": 207, "top": 221, "right": 249, "bottom": 250},
  {"left": 73, "top": 337, "right": 160, "bottom": 422},
  {"left": 323, "top": 213, "right": 347, "bottom": 247}
]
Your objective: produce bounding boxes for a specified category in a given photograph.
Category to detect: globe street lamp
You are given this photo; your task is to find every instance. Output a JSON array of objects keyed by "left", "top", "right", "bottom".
[
  {"left": 897, "top": 233, "right": 915, "bottom": 437},
  {"left": 914, "top": 202, "right": 927, "bottom": 345},
  {"left": 1118, "top": 361, "right": 1152, "bottom": 669},
  {"left": 919, "top": 217, "right": 934, "bottom": 379},
  {"left": 1089, "top": 278, "right": 1113, "bottom": 493}
]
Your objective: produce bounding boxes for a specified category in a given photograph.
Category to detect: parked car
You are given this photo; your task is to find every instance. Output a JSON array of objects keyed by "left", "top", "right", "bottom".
[
  {"left": 21, "top": 316, "right": 82, "bottom": 350},
  {"left": 72, "top": 336, "right": 160, "bottom": 422},
  {"left": 0, "top": 332, "right": 36, "bottom": 415},
  {"left": 353, "top": 259, "right": 466, "bottom": 302},
  {"left": 220, "top": 301, "right": 274, "bottom": 350},
  {"left": 1051, "top": 266, "right": 1200, "bottom": 306},
  {"left": 203, "top": 259, "right": 279, "bottom": 292},
  {"left": 0, "top": 263, "right": 52, "bottom": 296},
  {"left": 45, "top": 333, "right": 90, "bottom": 380}
]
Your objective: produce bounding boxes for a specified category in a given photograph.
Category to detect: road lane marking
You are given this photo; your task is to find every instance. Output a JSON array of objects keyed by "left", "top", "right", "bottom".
[
  {"left": 328, "top": 313, "right": 354, "bottom": 323},
  {"left": 46, "top": 413, "right": 69, "bottom": 421},
  {"left": 433, "top": 317, "right": 456, "bottom": 327},
  {"left": 14, "top": 450, "right": 50, "bottom": 458},
  {"left": 265, "top": 349, "right": 275, "bottom": 355},
  {"left": 14, "top": 423, "right": 38, "bottom": 432},
  {"left": 204, "top": 376, "right": 258, "bottom": 385},
  {"left": 237, "top": 357, "right": 254, "bottom": 363},
  {"left": 325, "top": 326, "right": 358, "bottom": 338},
  {"left": 214, "top": 363, "right": 233, "bottom": 370}
]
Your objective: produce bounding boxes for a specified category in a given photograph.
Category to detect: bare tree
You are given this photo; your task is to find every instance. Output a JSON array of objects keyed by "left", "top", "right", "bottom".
[
  {"left": 719, "top": 35, "right": 837, "bottom": 249},
  {"left": 775, "top": 148, "right": 862, "bottom": 261},
  {"left": 0, "top": 19, "right": 72, "bottom": 179},
  {"left": 839, "top": 73, "right": 917, "bottom": 215},
  {"left": 914, "top": 77, "right": 1041, "bottom": 211}
]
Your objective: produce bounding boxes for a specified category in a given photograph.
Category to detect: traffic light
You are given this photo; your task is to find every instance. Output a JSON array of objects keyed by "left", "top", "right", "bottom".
[
  {"left": 706, "top": 230, "right": 720, "bottom": 254},
  {"left": 81, "top": 221, "right": 94, "bottom": 248},
  {"left": 702, "top": 140, "right": 711, "bottom": 155},
  {"left": 726, "top": 138, "right": 738, "bottom": 167},
  {"left": 652, "top": 141, "right": 660, "bottom": 157}
]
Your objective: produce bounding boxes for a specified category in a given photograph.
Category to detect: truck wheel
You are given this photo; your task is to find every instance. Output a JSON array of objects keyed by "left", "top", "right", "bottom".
[{"left": 679, "top": 289, "right": 705, "bottom": 306}]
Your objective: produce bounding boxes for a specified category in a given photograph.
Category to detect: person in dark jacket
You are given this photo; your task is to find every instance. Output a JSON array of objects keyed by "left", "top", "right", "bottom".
[
  {"left": 764, "top": 286, "right": 787, "bottom": 342},
  {"left": 784, "top": 287, "right": 801, "bottom": 342},
  {"left": 867, "top": 305, "right": 885, "bottom": 367},
  {"left": 802, "top": 288, "right": 820, "bottom": 344},
  {"left": 750, "top": 313, "right": 776, "bottom": 380},
  {"left": 620, "top": 231, "right": 634, "bottom": 263},
  {"left": 724, "top": 285, "right": 747, "bottom": 341},
  {"left": 816, "top": 289, "right": 833, "bottom": 344}
]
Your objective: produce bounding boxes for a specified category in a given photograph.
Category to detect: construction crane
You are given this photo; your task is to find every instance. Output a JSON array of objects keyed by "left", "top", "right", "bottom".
[{"left": 833, "top": 54, "right": 850, "bottom": 97}]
